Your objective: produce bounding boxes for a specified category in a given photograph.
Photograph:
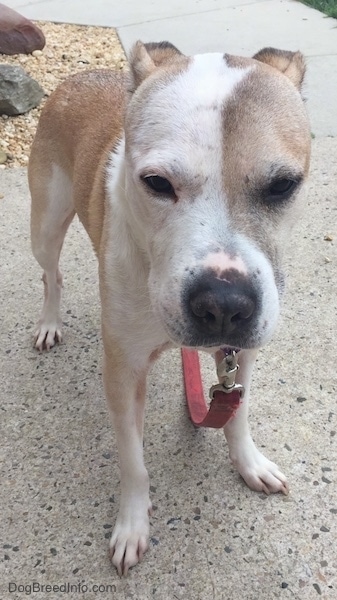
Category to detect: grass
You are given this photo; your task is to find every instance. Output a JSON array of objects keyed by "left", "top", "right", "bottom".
[{"left": 299, "top": 0, "right": 337, "bottom": 18}]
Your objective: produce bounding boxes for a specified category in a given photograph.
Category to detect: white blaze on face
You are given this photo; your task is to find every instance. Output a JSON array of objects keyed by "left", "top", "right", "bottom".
[
  {"left": 130, "top": 54, "right": 252, "bottom": 188},
  {"left": 185, "top": 53, "right": 250, "bottom": 104}
]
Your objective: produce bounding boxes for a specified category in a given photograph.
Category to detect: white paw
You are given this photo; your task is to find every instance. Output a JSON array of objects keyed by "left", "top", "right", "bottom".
[
  {"left": 230, "top": 438, "right": 289, "bottom": 495},
  {"left": 109, "top": 505, "right": 151, "bottom": 576},
  {"left": 34, "top": 321, "right": 62, "bottom": 351}
]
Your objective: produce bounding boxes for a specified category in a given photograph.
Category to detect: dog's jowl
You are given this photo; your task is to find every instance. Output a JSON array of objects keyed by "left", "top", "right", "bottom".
[{"left": 29, "top": 41, "right": 311, "bottom": 575}]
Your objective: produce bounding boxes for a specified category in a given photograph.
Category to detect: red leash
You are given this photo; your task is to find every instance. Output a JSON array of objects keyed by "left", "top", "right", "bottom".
[{"left": 181, "top": 348, "right": 242, "bottom": 428}]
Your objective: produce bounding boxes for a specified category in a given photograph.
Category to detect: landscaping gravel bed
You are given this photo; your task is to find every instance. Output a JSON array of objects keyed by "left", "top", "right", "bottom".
[{"left": 0, "top": 21, "right": 126, "bottom": 168}]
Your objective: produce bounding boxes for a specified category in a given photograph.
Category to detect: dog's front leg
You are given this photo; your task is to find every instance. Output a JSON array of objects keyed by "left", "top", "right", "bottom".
[
  {"left": 103, "top": 338, "right": 151, "bottom": 576},
  {"left": 223, "top": 349, "right": 289, "bottom": 495}
]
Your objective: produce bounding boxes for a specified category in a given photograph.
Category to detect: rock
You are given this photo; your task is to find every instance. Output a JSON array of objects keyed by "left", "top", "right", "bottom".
[
  {"left": 0, "top": 64, "right": 44, "bottom": 115},
  {"left": 0, "top": 149, "right": 7, "bottom": 164},
  {"left": 0, "top": 3, "right": 45, "bottom": 55}
]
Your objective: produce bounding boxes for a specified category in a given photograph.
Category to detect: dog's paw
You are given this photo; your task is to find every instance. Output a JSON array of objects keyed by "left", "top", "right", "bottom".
[
  {"left": 34, "top": 321, "right": 62, "bottom": 351},
  {"left": 109, "top": 508, "right": 151, "bottom": 576},
  {"left": 230, "top": 438, "right": 289, "bottom": 495}
]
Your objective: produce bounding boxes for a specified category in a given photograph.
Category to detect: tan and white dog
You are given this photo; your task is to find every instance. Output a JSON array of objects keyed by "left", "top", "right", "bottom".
[{"left": 29, "top": 41, "right": 311, "bottom": 575}]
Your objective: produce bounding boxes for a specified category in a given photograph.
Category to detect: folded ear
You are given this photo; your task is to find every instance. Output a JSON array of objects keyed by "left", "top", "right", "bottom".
[
  {"left": 129, "top": 40, "right": 183, "bottom": 89},
  {"left": 253, "top": 47, "right": 306, "bottom": 91}
]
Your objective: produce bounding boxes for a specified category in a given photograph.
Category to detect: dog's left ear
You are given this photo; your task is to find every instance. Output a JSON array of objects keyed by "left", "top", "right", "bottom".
[
  {"left": 129, "top": 41, "right": 183, "bottom": 89},
  {"left": 253, "top": 47, "right": 306, "bottom": 92}
]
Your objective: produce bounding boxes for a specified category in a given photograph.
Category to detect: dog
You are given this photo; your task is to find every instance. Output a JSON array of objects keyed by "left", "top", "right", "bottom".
[{"left": 28, "top": 41, "right": 311, "bottom": 575}]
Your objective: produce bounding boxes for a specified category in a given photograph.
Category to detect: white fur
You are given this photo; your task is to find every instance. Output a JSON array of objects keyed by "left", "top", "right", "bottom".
[
  {"left": 122, "top": 55, "right": 280, "bottom": 349},
  {"left": 33, "top": 164, "right": 74, "bottom": 351},
  {"left": 129, "top": 54, "right": 252, "bottom": 187},
  {"left": 101, "top": 54, "right": 291, "bottom": 573},
  {"left": 31, "top": 47, "right": 310, "bottom": 576},
  {"left": 104, "top": 139, "right": 170, "bottom": 370}
]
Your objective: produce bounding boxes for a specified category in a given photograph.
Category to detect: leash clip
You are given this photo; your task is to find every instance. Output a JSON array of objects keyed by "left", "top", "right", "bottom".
[{"left": 209, "top": 350, "right": 245, "bottom": 400}]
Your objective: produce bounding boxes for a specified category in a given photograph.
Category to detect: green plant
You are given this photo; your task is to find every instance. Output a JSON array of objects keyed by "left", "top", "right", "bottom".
[{"left": 300, "top": 0, "right": 337, "bottom": 18}]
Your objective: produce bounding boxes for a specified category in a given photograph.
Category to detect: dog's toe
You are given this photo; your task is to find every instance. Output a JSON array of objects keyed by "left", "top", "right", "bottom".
[
  {"left": 241, "top": 459, "right": 289, "bottom": 495},
  {"left": 34, "top": 323, "right": 62, "bottom": 351},
  {"left": 110, "top": 534, "right": 148, "bottom": 576},
  {"left": 230, "top": 438, "right": 289, "bottom": 495},
  {"left": 109, "top": 513, "right": 150, "bottom": 576}
]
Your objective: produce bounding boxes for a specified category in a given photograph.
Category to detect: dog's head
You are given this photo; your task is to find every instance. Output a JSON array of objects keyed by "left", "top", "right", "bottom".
[{"left": 123, "top": 41, "right": 311, "bottom": 350}]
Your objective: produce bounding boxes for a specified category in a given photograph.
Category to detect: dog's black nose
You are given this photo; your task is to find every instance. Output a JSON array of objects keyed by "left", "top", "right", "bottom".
[{"left": 188, "top": 275, "right": 256, "bottom": 337}]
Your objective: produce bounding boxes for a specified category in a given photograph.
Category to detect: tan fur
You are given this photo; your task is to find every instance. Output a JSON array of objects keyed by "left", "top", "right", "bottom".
[
  {"left": 225, "top": 48, "right": 306, "bottom": 92},
  {"left": 129, "top": 40, "right": 185, "bottom": 89},
  {"left": 29, "top": 41, "right": 311, "bottom": 576},
  {"left": 253, "top": 47, "right": 306, "bottom": 90},
  {"left": 221, "top": 62, "right": 310, "bottom": 261},
  {"left": 29, "top": 69, "right": 126, "bottom": 256}
]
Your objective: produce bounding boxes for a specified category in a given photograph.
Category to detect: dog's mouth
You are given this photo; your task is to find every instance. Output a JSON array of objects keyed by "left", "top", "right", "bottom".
[
  {"left": 220, "top": 345, "right": 241, "bottom": 354},
  {"left": 166, "top": 317, "right": 269, "bottom": 351},
  {"left": 159, "top": 304, "right": 264, "bottom": 351},
  {"left": 197, "top": 343, "right": 242, "bottom": 356}
]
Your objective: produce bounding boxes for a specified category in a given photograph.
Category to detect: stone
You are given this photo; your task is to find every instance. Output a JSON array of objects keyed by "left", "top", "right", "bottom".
[
  {"left": 0, "top": 64, "right": 44, "bottom": 115},
  {"left": 0, "top": 149, "right": 8, "bottom": 164},
  {"left": 0, "top": 3, "right": 45, "bottom": 55}
]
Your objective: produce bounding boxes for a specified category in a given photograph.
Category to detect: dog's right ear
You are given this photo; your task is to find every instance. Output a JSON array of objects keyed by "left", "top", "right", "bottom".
[{"left": 129, "top": 41, "right": 183, "bottom": 89}]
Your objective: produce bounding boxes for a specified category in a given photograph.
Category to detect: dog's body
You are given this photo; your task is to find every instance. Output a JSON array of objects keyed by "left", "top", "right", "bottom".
[{"left": 29, "top": 42, "right": 311, "bottom": 575}]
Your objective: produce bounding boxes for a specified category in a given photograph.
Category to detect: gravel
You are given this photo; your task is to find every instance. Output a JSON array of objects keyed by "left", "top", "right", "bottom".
[{"left": 0, "top": 21, "right": 127, "bottom": 168}]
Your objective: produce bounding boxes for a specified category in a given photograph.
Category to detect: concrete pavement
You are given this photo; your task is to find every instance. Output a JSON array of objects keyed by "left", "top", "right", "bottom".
[
  {"left": 4, "top": 0, "right": 337, "bottom": 137},
  {"left": 1, "top": 1, "right": 337, "bottom": 599},
  {"left": 1, "top": 139, "right": 336, "bottom": 599}
]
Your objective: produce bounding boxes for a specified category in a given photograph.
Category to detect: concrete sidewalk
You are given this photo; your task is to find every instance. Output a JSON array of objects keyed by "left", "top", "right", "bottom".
[
  {"left": 1, "top": 139, "right": 336, "bottom": 599},
  {"left": 4, "top": 0, "right": 337, "bottom": 137},
  {"left": 1, "top": 1, "right": 337, "bottom": 599}
]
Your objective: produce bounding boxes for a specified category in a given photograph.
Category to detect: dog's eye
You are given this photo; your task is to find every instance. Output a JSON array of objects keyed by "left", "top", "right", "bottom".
[
  {"left": 268, "top": 178, "right": 297, "bottom": 197},
  {"left": 142, "top": 175, "right": 174, "bottom": 196}
]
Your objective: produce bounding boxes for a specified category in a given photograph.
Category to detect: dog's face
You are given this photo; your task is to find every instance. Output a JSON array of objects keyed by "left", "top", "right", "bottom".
[{"left": 123, "top": 42, "right": 311, "bottom": 350}]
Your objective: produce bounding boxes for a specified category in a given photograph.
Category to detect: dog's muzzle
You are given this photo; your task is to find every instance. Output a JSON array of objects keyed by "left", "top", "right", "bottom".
[{"left": 183, "top": 271, "right": 260, "bottom": 347}]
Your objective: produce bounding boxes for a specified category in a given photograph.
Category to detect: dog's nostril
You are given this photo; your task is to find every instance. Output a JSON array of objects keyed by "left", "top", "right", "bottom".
[
  {"left": 231, "top": 312, "right": 243, "bottom": 324},
  {"left": 230, "top": 298, "right": 255, "bottom": 323},
  {"left": 190, "top": 296, "right": 221, "bottom": 325},
  {"left": 200, "top": 310, "right": 218, "bottom": 326},
  {"left": 205, "top": 311, "right": 216, "bottom": 323}
]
